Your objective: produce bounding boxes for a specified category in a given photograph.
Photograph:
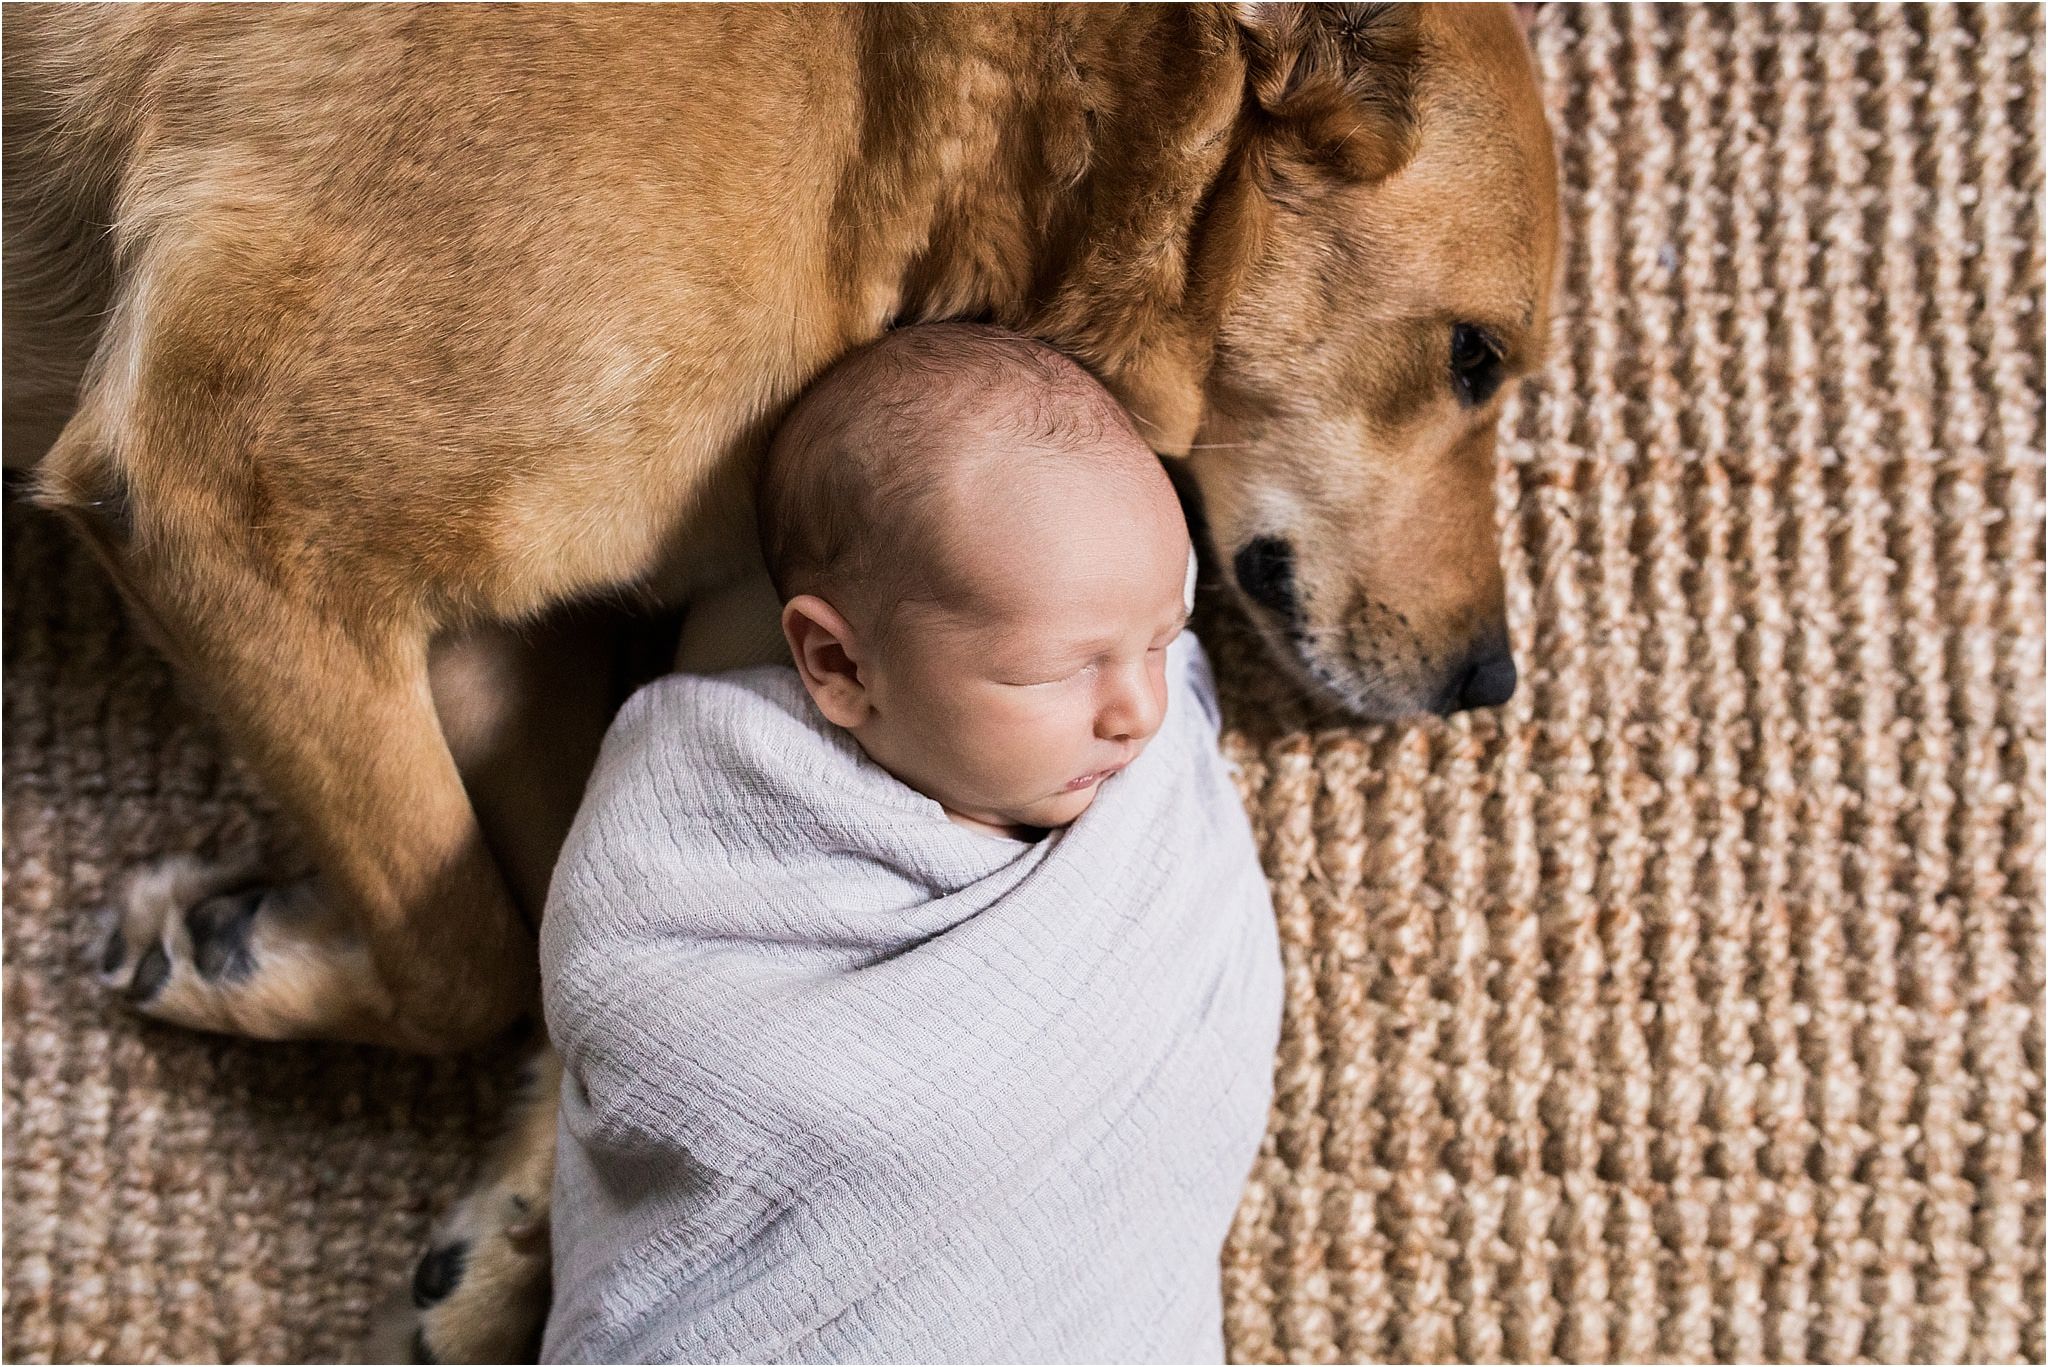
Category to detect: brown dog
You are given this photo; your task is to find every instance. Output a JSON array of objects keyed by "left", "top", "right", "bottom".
[{"left": 6, "top": 3, "right": 1556, "bottom": 1357}]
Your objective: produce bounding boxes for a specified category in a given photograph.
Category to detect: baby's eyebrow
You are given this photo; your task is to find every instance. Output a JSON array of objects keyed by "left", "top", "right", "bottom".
[
  {"left": 972, "top": 599, "right": 1192, "bottom": 666},
  {"left": 1052, "top": 608, "right": 1190, "bottom": 658}
]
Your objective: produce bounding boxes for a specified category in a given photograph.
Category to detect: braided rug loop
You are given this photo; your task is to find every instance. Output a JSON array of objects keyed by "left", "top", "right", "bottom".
[{"left": 4, "top": 5, "right": 2043, "bottom": 1362}]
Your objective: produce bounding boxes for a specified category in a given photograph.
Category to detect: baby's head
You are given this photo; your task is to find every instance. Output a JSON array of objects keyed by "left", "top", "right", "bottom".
[{"left": 758, "top": 323, "right": 1193, "bottom": 839}]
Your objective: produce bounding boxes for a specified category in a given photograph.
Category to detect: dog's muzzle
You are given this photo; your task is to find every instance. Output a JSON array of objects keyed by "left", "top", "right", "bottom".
[{"left": 1231, "top": 531, "right": 1517, "bottom": 718}]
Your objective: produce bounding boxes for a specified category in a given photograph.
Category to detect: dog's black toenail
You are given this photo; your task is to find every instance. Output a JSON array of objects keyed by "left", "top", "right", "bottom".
[
  {"left": 99, "top": 929, "right": 127, "bottom": 976},
  {"left": 412, "top": 1242, "right": 468, "bottom": 1308},
  {"left": 410, "top": 1327, "right": 439, "bottom": 1364},
  {"left": 128, "top": 942, "right": 171, "bottom": 1001},
  {"left": 186, "top": 890, "right": 261, "bottom": 983}
]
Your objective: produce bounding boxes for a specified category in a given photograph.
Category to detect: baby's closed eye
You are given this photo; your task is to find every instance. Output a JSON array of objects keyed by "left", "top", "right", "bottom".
[
  {"left": 999, "top": 662, "right": 1095, "bottom": 688},
  {"left": 995, "top": 618, "right": 1183, "bottom": 687}
]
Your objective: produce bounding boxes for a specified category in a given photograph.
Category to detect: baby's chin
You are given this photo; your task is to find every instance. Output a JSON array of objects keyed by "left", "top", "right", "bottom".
[
  {"left": 1019, "top": 782, "right": 1105, "bottom": 832},
  {"left": 953, "top": 776, "right": 1114, "bottom": 839}
]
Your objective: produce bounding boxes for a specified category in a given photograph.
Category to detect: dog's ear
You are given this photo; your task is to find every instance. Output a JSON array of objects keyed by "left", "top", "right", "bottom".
[{"left": 1234, "top": 2, "right": 1420, "bottom": 187}]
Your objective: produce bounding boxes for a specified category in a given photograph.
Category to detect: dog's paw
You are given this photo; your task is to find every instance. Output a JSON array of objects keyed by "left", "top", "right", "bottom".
[
  {"left": 97, "top": 854, "right": 265, "bottom": 1010},
  {"left": 366, "top": 1201, "right": 549, "bottom": 1364},
  {"left": 95, "top": 854, "right": 389, "bottom": 1042},
  {"left": 368, "top": 1047, "right": 561, "bottom": 1363},
  {"left": 407, "top": 1193, "right": 551, "bottom": 1364}
]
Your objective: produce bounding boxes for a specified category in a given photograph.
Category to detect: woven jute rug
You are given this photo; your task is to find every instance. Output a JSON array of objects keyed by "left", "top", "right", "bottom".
[{"left": 5, "top": 4, "right": 2043, "bottom": 1363}]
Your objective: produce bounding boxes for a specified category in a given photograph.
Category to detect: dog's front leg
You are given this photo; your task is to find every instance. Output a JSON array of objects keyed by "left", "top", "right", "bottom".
[{"left": 64, "top": 494, "right": 538, "bottom": 1051}]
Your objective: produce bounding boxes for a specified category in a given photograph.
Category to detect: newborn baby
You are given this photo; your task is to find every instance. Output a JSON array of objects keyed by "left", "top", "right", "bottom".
[{"left": 541, "top": 324, "right": 1282, "bottom": 1363}]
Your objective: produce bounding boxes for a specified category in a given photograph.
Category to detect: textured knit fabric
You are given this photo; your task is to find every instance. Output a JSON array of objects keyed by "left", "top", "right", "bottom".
[
  {"left": 2, "top": 8, "right": 2042, "bottom": 1363},
  {"left": 540, "top": 635, "right": 1283, "bottom": 1364}
]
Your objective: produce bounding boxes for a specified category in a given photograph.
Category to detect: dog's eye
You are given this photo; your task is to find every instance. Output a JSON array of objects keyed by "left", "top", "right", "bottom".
[{"left": 1449, "top": 323, "right": 1505, "bottom": 407}]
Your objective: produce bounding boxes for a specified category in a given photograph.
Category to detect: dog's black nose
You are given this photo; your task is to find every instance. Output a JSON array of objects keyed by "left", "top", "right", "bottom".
[
  {"left": 1452, "top": 649, "right": 1517, "bottom": 711},
  {"left": 1233, "top": 535, "right": 1300, "bottom": 627}
]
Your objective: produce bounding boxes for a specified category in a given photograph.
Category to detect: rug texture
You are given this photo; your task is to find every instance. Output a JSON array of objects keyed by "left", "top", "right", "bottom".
[{"left": 4, "top": 4, "right": 2043, "bottom": 1363}]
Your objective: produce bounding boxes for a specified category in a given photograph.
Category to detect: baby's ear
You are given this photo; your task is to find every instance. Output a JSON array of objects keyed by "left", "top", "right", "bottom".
[
  {"left": 781, "top": 595, "right": 871, "bottom": 727},
  {"left": 1235, "top": 2, "right": 1420, "bottom": 188}
]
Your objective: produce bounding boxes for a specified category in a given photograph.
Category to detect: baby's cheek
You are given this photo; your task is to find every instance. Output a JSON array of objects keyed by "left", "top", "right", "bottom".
[{"left": 977, "top": 694, "right": 1082, "bottom": 774}]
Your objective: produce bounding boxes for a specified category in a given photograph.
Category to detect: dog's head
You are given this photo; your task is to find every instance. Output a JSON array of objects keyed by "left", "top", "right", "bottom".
[{"left": 1106, "top": 4, "right": 1559, "bottom": 719}]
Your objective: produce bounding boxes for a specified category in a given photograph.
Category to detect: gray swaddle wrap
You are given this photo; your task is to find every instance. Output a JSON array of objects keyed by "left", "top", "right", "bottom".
[{"left": 541, "top": 634, "right": 1282, "bottom": 1363}]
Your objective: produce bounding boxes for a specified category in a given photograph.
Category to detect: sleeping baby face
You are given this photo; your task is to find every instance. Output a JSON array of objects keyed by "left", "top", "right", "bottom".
[
  {"left": 765, "top": 323, "right": 1198, "bottom": 841},
  {"left": 856, "top": 471, "right": 1192, "bottom": 839},
  {"left": 780, "top": 433, "right": 1195, "bottom": 841}
]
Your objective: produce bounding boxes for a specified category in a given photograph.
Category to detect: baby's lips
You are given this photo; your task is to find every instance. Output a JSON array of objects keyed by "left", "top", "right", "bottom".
[{"left": 1065, "top": 747, "right": 1138, "bottom": 792}]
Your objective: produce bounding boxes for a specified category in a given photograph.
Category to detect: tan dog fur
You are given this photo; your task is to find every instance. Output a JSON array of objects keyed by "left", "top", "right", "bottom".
[{"left": 5, "top": 4, "right": 1556, "bottom": 1355}]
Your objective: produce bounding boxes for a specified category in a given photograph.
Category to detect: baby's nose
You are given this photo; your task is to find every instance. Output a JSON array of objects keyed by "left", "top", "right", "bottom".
[{"left": 1100, "top": 671, "right": 1167, "bottom": 744}]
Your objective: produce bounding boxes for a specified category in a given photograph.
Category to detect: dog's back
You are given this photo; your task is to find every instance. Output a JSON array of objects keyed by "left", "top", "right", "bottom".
[
  {"left": 1, "top": 5, "right": 878, "bottom": 475},
  {"left": 2, "top": 8, "right": 140, "bottom": 464}
]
